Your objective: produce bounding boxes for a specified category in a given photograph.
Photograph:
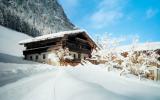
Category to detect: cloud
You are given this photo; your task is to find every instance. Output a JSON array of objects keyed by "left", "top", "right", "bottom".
[
  {"left": 89, "top": 0, "right": 128, "bottom": 29},
  {"left": 90, "top": 10, "right": 123, "bottom": 28},
  {"left": 98, "top": 0, "right": 124, "bottom": 10},
  {"left": 146, "top": 8, "right": 158, "bottom": 19},
  {"left": 58, "top": 0, "right": 79, "bottom": 16},
  {"left": 59, "top": 0, "right": 78, "bottom": 8}
]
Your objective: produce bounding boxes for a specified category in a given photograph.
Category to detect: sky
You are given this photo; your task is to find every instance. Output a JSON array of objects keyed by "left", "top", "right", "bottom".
[{"left": 59, "top": 0, "right": 160, "bottom": 44}]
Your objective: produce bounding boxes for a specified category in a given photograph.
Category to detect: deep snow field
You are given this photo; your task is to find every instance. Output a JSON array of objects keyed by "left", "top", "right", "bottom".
[{"left": 0, "top": 26, "right": 160, "bottom": 100}]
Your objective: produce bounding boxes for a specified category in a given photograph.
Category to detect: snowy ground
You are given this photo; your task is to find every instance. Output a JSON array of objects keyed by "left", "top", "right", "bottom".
[
  {"left": 1, "top": 65, "right": 160, "bottom": 100},
  {"left": 0, "top": 26, "right": 160, "bottom": 100}
]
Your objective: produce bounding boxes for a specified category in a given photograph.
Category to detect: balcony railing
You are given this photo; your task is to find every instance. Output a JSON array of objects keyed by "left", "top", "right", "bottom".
[{"left": 66, "top": 42, "right": 91, "bottom": 54}]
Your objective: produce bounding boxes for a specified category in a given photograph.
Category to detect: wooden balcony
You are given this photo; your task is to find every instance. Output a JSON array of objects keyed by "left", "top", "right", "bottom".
[
  {"left": 23, "top": 44, "right": 62, "bottom": 55},
  {"left": 66, "top": 42, "right": 91, "bottom": 54}
]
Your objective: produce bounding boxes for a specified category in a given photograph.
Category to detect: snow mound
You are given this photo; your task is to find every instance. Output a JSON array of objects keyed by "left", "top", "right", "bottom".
[
  {"left": 0, "top": 66, "right": 160, "bottom": 100},
  {"left": 0, "top": 25, "right": 31, "bottom": 56},
  {"left": 0, "top": 26, "right": 55, "bottom": 86}
]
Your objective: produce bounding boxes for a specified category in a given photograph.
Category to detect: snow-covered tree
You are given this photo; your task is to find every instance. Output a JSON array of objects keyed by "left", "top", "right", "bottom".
[
  {"left": 55, "top": 48, "right": 73, "bottom": 66},
  {"left": 0, "top": 9, "right": 4, "bottom": 25},
  {"left": 48, "top": 52, "right": 60, "bottom": 65},
  {"left": 92, "top": 33, "right": 159, "bottom": 80}
]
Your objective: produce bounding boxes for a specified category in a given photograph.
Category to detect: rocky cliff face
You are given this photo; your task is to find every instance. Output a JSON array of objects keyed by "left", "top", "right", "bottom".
[{"left": 0, "top": 0, "right": 75, "bottom": 37}]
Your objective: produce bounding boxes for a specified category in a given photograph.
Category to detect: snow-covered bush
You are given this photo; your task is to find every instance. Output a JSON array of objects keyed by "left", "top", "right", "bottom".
[
  {"left": 92, "top": 33, "right": 160, "bottom": 80},
  {"left": 55, "top": 47, "right": 74, "bottom": 66},
  {"left": 48, "top": 52, "right": 60, "bottom": 66}
]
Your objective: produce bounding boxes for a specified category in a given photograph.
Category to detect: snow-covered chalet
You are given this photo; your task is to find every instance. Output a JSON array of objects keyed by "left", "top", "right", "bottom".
[{"left": 19, "top": 30, "right": 97, "bottom": 66}]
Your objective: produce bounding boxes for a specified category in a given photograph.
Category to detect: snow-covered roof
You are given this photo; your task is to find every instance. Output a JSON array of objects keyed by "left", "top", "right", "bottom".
[
  {"left": 19, "top": 30, "right": 86, "bottom": 45},
  {"left": 115, "top": 42, "right": 160, "bottom": 52}
]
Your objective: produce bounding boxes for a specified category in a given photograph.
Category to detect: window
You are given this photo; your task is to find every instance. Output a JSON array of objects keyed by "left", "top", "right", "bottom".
[
  {"left": 78, "top": 53, "right": 81, "bottom": 59},
  {"left": 30, "top": 56, "right": 32, "bottom": 60},
  {"left": 43, "top": 54, "right": 46, "bottom": 59},
  {"left": 74, "top": 54, "right": 76, "bottom": 59},
  {"left": 158, "top": 57, "right": 160, "bottom": 61},
  {"left": 82, "top": 44, "right": 91, "bottom": 50},
  {"left": 36, "top": 55, "right": 38, "bottom": 60}
]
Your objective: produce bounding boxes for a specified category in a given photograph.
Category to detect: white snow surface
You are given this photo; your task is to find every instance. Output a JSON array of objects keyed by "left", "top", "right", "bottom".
[
  {"left": 1, "top": 65, "right": 160, "bottom": 100},
  {"left": 0, "top": 26, "right": 31, "bottom": 56},
  {"left": 0, "top": 26, "right": 160, "bottom": 100},
  {"left": 0, "top": 25, "right": 56, "bottom": 86}
]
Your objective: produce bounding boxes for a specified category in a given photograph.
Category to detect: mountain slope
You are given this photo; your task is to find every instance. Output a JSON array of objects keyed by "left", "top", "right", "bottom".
[
  {"left": 0, "top": 25, "right": 30, "bottom": 56},
  {"left": 0, "top": 0, "right": 75, "bottom": 37},
  {"left": 0, "top": 25, "right": 56, "bottom": 86}
]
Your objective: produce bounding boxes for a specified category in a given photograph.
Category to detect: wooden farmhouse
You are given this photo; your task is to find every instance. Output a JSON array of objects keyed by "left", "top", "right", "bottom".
[{"left": 19, "top": 30, "right": 98, "bottom": 66}]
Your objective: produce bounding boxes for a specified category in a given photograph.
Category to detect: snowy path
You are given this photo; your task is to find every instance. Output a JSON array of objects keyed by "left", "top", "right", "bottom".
[
  {"left": 67, "top": 66, "right": 160, "bottom": 100},
  {"left": 0, "top": 70, "right": 58, "bottom": 100},
  {"left": 0, "top": 69, "right": 125, "bottom": 100},
  {"left": 0, "top": 66, "right": 160, "bottom": 100}
]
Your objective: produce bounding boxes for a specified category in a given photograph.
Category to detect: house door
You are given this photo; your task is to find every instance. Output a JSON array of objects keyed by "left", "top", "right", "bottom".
[
  {"left": 78, "top": 53, "right": 81, "bottom": 59},
  {"left": 158, "top": 69, "right": 160, "bottom": 80}
]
